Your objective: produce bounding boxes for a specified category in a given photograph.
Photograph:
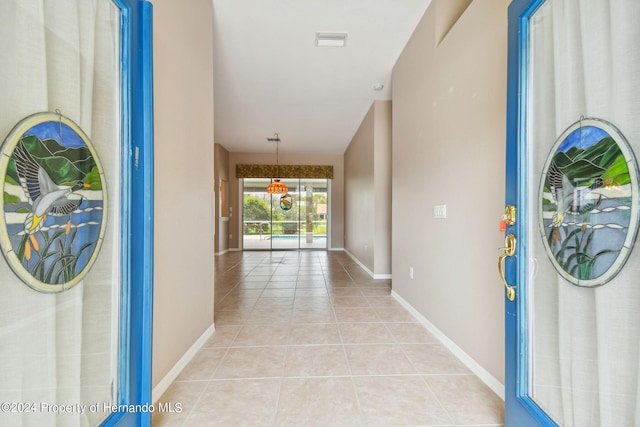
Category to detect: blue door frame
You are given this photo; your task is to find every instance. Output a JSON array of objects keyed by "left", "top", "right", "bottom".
[
  {"left": 102, "top": 1, "right": 154, "bottom": 426},
  {"left": 504, "top": 0, "right": 555, "bottom": 425}
]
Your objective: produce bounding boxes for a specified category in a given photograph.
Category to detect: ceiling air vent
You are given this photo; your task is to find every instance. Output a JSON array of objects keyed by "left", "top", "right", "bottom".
[{"left": 315, "top": 32, "right": 347, "bottom": 47}]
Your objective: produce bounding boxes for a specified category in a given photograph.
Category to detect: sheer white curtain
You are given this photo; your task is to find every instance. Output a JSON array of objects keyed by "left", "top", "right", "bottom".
[
  {"left": 529, "top": 1, "right": 640, "bottom": 426},
  {"left": 0, "top": 1, "right": 121, "bottom": 426}
]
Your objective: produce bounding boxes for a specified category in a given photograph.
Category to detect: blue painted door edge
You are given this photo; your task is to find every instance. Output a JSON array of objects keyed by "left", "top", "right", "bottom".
[
  {"left": 102, "top": 0, "right": 154, "bottom": 426},
  {"left": 504, "top": 0, "right": 556, "bottom": 425}
]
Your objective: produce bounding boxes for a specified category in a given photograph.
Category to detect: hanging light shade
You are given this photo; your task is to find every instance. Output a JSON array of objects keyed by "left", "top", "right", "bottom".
[
  {"left": 266, "top": 132, "right": 288, "bottom": 194},
  {"left": 267, "top": 179, "right": 288, "bottom": 194}
]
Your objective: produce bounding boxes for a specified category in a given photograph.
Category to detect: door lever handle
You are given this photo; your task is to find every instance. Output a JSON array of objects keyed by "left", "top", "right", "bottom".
[{"left": 498, "top": 234, "right": 516, "bottom": 301}]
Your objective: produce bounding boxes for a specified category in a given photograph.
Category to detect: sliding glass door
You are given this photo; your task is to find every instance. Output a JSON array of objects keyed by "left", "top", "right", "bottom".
[
  {"left": 243, "top": 178, "right": 328, "bottom": 250},
  {"left": 299, "top": 179, "right": 328, "bottom": 249},
  {"left": 271, "top": 179, "right": 299, "bottom": 250}
]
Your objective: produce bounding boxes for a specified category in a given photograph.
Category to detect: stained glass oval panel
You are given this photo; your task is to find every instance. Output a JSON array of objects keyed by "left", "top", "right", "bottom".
[
  {"left": 538, "top": 117, "right": 639, "bottom": 287},
  {"left": 0, "top": 112, "right": 107, "bottom": 292},
  {"left": 280, "top": 193, "right": 293, "bottom": 211}
]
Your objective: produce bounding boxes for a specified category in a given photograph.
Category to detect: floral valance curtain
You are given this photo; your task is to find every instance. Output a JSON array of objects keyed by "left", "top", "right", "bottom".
[{"left": 236, "top": 164, "right": 333, "bottom": 179}]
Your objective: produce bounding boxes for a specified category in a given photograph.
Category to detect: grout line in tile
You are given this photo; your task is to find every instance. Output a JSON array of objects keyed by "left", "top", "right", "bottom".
[
  {"left": 418, "top": 374, "right": 458, "bottom": 426},
  {"left": 178, "top": 376, "right": 212, "bottom": 427}
]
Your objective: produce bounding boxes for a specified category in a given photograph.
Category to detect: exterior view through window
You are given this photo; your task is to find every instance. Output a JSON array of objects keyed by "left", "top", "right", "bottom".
[{"left": 243, "top": 178, "right": 328, "bottom": 250}]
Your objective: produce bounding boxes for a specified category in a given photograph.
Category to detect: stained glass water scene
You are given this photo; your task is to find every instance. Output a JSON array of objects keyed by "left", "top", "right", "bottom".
[
  {"left": 539, "top": 118, "right": 639, "bottom": 287},
  {"left": 280, "top": 193, "right": 293, "bottom": 211},
  {"left": 0, "top": 113, "right": 106, "bottom": 292}
]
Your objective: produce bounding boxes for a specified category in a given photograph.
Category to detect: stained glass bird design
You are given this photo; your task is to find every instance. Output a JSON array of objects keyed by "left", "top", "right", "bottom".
[
  {"left": 548, "top": 159, "right": 604, "bottom": 226},
  {"left": 12, "top": 142, "right": 90, "bottom": 234},
  {"left": 281, "top": 196, "right": 292, "bottom": 209}
]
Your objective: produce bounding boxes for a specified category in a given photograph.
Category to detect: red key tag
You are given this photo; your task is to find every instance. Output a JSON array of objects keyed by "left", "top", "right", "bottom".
[{"left": 499, "top": 213, "right": 507, "bottom": 232}]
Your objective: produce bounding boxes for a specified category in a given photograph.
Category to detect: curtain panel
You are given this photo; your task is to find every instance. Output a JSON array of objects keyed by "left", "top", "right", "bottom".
[
  {"left": 528, "top": 1, "right": 640, "bottom": 425},
  {"left": 0, "top": 1, "right": 121, "bottom": 426}
]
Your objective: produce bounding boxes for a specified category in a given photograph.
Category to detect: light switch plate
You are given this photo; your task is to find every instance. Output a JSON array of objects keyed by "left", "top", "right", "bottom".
[{"left": 433, "top": 204, "right": 447, "bottom": 219}]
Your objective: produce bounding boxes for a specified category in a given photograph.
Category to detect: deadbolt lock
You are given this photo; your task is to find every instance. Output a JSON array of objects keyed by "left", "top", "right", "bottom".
[{"left": 504, "top": 205, "right": 516, "bottom": 226}]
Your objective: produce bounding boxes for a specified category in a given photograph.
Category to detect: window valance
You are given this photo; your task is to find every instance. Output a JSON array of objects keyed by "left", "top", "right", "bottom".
[{"left": 236, "top": 164, "right": 333, "bottom": 179}]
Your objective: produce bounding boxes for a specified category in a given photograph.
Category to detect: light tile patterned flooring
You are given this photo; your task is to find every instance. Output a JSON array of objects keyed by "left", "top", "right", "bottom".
[{"left": 153, "top": 251, "right": 504, "bottom": 426}]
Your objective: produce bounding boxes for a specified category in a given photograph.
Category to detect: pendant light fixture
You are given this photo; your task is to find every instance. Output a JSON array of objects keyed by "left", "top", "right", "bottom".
[{"left": 266, "top": 132, "right": 288, "bottom": 194}]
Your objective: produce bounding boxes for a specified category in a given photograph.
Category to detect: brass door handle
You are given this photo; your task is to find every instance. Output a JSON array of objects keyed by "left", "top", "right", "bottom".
[{"left": 498, "top": 234, "right": 516, "bottom": 301}]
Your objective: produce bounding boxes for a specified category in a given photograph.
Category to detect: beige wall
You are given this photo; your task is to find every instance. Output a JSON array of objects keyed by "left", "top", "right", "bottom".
[
  {"left": 392, "top": 0, "right": 507, "bottom": 383},
  {"left": 374, "top": 101, "right": 392, "bottom": 275},
  {"left": 344, "top": 100, "right": 392, "bottom": 276},
  {"left": 151, "top": 0, "right": 215, "bottom": 388},
  {"left": 226, "top": 151, "right": 344, "bottom": 250},
  {"left": 214, "top": 143, "right": 230, "bottom": 254}
]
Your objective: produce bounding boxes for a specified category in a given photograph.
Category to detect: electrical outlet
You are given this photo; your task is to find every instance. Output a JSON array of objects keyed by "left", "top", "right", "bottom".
[{"left": 409, "top": 267, "right": 414, "bottom": 279}]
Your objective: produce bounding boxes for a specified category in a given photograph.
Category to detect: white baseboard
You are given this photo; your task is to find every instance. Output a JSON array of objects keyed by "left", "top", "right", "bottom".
[
  {"left": 152, "top": 323, "right": 216, "bottom": 403},
  {"left": 343, "top": 249, "right": 392, "bottom": 280},
  {"left": 391, "top": 291, "right": 505, "bottom": 400},
  {"left": 215, "top": 249, "right": 229, "bottom": 256}
]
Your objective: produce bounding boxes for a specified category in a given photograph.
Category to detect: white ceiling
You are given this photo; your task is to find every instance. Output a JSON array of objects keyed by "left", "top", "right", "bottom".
[{"left": 212, "top": 0, "right": 432, "bottom": 154}]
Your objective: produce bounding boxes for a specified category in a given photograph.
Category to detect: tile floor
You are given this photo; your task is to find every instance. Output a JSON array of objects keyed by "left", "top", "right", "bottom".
[{"left": 153, "top": 251, "right": 504, "bottom": 426}]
